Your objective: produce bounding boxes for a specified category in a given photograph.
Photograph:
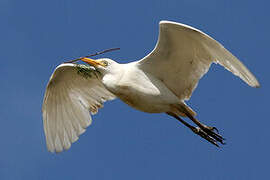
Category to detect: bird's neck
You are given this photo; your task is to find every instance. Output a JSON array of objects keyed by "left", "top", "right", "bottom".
[{"left": 101, "top": 64, "right": 126, "bottom": 94}]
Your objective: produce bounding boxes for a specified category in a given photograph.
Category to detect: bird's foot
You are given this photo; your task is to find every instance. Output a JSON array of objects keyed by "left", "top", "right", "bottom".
[
  {"left": 202, "top": 125, "right": 225, "bottom": 145},
  {"left": 191, "top": 126, "right": 225, "bottom": 147}
]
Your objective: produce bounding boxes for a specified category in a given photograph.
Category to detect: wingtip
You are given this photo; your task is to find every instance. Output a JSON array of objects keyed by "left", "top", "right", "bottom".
[
  {"left": 248, "top": 82, "right": 260, "bottom": 88},
  {"left": 250, "top": 79, "right": 260, "bottom": 88},
  {"left": 254, "top": 83, "right": 261, "bottom": 88}
]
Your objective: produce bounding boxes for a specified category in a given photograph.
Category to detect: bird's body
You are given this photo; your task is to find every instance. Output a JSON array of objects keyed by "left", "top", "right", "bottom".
[
  {"left": 102, "top": 62, "right": 180, "bottom": 113},
  {"left": 42, "top": 21, "right": 260, "bottom": 153}
]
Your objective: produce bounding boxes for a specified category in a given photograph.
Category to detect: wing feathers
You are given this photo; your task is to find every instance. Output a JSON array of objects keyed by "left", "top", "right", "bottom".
[
  {"left": 139, "top": 21, "right": 260, "bottom": 100},
  {"left": 202, "top": 35, "right": 260, "bottom": 88},
  {"left": 42, "top": 63, "right": 116, "bottom": 153}
]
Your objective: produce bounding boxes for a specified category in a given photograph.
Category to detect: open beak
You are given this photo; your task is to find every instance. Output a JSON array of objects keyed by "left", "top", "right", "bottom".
[{"left": 80, "top": 57, "right": 104, "bottom": 67}]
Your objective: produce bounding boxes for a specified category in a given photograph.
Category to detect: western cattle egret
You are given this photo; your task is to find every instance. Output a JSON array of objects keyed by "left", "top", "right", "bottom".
[{"left": 42, "top": 21, "right": 260, "bottom": 153}]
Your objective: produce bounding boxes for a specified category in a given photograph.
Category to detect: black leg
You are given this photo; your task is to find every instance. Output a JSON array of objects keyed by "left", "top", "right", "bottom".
[
  {"left": 166, "top": 112, "right": 220, "bottom": 147},
  {"left": 182, "top": 110, "right": 226, "bottom": 145}
]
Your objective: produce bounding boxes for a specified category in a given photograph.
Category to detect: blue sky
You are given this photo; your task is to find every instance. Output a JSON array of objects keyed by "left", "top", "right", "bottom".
[{"left": 0, "top": 0, "right": 269, "bottom": 179}]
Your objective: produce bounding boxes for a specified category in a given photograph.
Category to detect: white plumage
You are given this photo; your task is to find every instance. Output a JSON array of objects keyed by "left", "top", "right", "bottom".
[
  {"left": 42, "top": 21, "right": 259, "bottom": 152},
  {"left": 43, "top": 64, "right": 115, "bottom": 152},
  {"left": 139, "top": 21, "right": 259, "bottom": 100}
]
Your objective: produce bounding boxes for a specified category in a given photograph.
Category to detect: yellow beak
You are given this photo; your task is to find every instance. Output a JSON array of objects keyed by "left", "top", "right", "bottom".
[{"left": 80, "top": 57, "right": 104, "bottom": 67}]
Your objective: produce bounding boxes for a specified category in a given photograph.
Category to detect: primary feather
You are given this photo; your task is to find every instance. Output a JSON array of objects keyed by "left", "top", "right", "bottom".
[
  {"left": 42, "top": 63, "right": 115, "bottom": 152},
  {"left": 138, "top": 21, "right": 260, "bottom": 100}
]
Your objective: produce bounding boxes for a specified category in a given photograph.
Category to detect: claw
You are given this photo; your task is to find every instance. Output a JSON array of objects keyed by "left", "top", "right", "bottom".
[
  {"left": 191, "top": 126, "right": 225, "bottom": 147},
  {"left": 210, "top": 126, "right": 219, "bottom": 134},
  {"left": 167, "top": 112, "right": 226, "bottom": 147},
  {"left": 203, "top": 126, "right": 225, "bottom": 142},
  {"left": 192, "top": 127, "right": 220, "bottom": 147}
]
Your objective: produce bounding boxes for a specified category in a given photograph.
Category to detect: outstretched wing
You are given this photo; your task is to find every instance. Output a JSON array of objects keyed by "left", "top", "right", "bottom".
[
  {"left": 42, "top": 63, "right": 116, "bottom": 153},
  {"left": 138, "top": 21, "right": 260, "bottom": 100}
]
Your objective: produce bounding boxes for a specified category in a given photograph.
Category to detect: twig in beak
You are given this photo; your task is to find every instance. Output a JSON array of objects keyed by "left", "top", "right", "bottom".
[{"left": 64, "top": 48, "right": 120, "bottom": 63}]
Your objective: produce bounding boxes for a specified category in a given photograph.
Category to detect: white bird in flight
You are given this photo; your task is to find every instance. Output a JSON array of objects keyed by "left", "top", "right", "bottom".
[{"left": 42, "top": 21, "right": 260, "bottom": 153}]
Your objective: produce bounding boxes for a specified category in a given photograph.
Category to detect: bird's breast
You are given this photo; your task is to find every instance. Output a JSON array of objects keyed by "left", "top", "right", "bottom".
[
  {"left": 102, "top": 69, "right": 179, "bottom": 113},
  {"left": 112, "top": 84, "right": 164, "bottom": 113}
]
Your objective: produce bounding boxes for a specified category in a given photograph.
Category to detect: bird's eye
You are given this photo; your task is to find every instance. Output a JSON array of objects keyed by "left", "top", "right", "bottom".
[{"left": 102, "top": 61, "right": 108, "bottom": 67}]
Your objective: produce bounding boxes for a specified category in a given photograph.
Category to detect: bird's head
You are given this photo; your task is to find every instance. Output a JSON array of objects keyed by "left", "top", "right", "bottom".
[{"left": 80, "top": 57, "right": 120, "bottom": 75}]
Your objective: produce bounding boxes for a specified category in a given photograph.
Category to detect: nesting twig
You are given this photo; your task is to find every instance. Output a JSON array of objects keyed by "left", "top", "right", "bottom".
[{"left": 64, "top": 48, "right": 120, "bottom": 63}]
